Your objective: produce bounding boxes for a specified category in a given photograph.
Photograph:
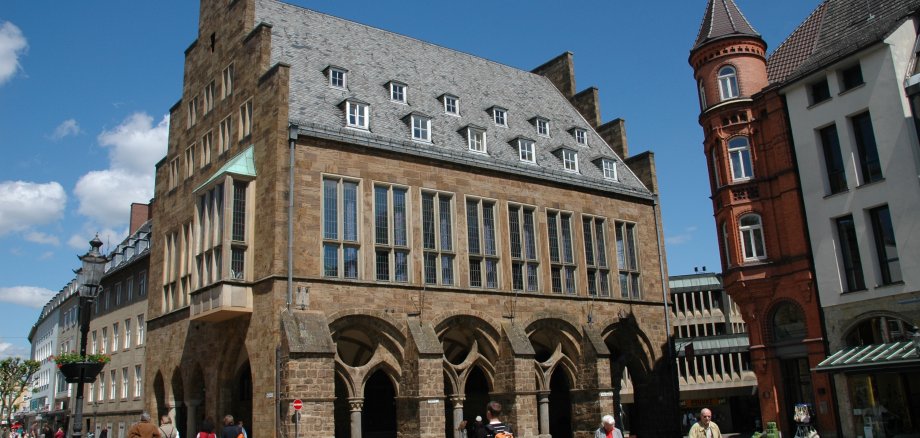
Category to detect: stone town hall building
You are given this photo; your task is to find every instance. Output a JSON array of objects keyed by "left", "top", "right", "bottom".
[{"left": 147, "top": 0, "right": 678, "bottom": 437}]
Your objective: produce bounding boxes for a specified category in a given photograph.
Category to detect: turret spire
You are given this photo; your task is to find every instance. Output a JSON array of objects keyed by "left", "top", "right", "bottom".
[{"left": 693, "top": 0, "right": 761, "bottom": 50}]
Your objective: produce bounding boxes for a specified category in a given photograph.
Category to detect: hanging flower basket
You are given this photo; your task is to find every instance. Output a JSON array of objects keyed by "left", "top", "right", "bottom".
[
  {"left": 53, "top": 353, "right": 110, "bottom": 383},
  {"left": 58, "top": 362, "right": 106, "bottom": 383}
]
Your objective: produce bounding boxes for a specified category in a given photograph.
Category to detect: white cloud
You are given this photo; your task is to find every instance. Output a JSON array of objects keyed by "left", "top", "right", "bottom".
[
  {"left": 0, "top": 21, "right": 27, "bottom": 86},
  {"left": 74, "top": 113, "right": 168, "bottom": 227},
  {"left": 0, "top": 181, "right": 67, "bottom": 235},
  {"left": 67, "top": 227, "right": 124, "bottom": 252},
  {"left": 38, "top": 251, "right": 54, "bottom": 260},
  {"left": 0, "top": 342, "right": 32, "bottom": 360},
  {"left": 0, "top": 286, "right": 55, "bottom": 308},
  {"left": 665, "top": 226, "right": 699, "bottom": 246},
  {"left": 51, "top": 119, "right": 80, "bottom": 140},
  {"left": 24, "top": 231, "right": 60, "bottom": 246}
]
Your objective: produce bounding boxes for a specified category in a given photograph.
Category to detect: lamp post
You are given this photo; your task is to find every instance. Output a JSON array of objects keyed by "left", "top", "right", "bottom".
[{"left": 71, "top": 236, "right": 108, "bottom": 438}]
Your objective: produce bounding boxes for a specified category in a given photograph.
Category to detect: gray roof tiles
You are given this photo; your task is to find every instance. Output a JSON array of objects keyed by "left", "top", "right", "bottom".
[{"left": 255, "top": 0, "right": 651, "bottom": 198}]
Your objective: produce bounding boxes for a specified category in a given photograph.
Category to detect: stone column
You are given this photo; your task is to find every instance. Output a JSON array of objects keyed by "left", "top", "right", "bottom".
[
  {"left": 537, "top": 392, "right": 550, "bottom": 436},
  {"left": 450, "top": 396, "right": 465, "bottom": 438},
  {"left": 349, "top": 398, "right": 364, "bottom": 438},
  {"left": 185, "top": 399, "right": 200, "bottom": 438}
]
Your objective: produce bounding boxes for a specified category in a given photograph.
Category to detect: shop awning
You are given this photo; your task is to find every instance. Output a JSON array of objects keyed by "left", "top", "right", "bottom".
[{"left": 813, "top": 341, "right": 920, "bottom": 373}]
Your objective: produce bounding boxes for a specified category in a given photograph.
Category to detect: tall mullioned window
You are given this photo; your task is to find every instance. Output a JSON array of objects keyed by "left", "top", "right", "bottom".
[
  {"left": 718, "top": 66, "right": 739, "bottom": 100},
  {"left": 548, "top": 211, "right": 576, "bottom": 294},
  {"left": 467, "top": 198, "right": 498, "bottom": 289},
  {"left": 836, "top": 215, "right": 865, "bottom": 292},
  {"left": 869, "top": 205, "right": 901, "bottom": 285},
  {"left": 323, "top": 177, "right": 360, "bottom": 279},
  {"left": 422, "top": 191, "right": 454, "bottom": 285},
  {"left": 739, "top": 214, "right": 766, "bottom": 261},
  {"left": 851, "top": 111, "right": 882, "bottom": 184},
  {"left": 374, "top": 185, "right": 409, "bottom": 282},
  {"left": 728, "top": 137, "right": 753, "bottom": 181},
  {"left": 819, "top": 124, "right": 847, "bottom": 194},
  {"left": 196, "top": 184, "right": 224, "bottom": 288},
  {"left": 616, "top": 221, "right": 640, "bottom": 299},
  {"left": 583, "top": 216, "right": 610, "bottom": 297},
  {"left": 230, "top": 181, "right": 248, "bottom": 279},
  {"left": 509, "top": 205, "right": 538, "bottom": 292}
]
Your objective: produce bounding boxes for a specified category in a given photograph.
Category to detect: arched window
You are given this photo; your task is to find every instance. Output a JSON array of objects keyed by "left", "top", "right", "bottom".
[
  {"left": 845, "top": 316, "right": 917, "bottom": 346},
  {"left": 772, "top": 302, "right": 807, "bottom": 342},
  {"left": 698, "top": 80, "right": 707, "bottom": 111},
  {"left": 739, "top": 214, "right": 766, "bottom": 261},
  {"left": 721, "top": 221, "right": 730, "bottom": 266},
  {"left": 712, "top": 148, "right": 722, "bottom": 187},
  {"left": 728, "top": 137, "right": 753, "bottom": 181},
  {"left": 718, "top": 66, "right": 740, "bottom": 100}
]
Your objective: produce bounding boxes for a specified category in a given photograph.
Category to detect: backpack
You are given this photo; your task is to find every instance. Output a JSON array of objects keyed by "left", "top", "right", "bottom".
[{"left": 485, "top": 424, "right": 513, "bottom": 438}]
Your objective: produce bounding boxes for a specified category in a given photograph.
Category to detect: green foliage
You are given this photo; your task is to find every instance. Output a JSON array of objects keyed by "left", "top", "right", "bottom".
[
  {"left": 52, "top": 352, "right": 110, "bottom": 366},
  {"left": 0, "top": 357, "right": 40, "bottom": 423}
]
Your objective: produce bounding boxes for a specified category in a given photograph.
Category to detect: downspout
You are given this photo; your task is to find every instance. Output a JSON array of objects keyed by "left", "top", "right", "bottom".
[
  {"left": 653, "top": 194, "right": 679, "bottom": 433},
  {"left": 287, "top": 124, "right": 298, "bottom": 310}
]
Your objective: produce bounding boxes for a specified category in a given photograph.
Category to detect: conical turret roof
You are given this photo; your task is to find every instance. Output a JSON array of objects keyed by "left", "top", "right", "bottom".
[{"left": 693, "top": 0, "right": 761, "bottom": 50}]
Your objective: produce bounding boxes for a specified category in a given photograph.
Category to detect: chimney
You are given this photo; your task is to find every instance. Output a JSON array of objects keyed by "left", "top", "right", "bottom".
[
  {"left": 129, "top": 203, "right": 151, "bottom": 235},
  {"left": 570, "top": 87, "right": 601, "bottom": 128},
  {"left": 532, "top": 52, "right": 576, "bottom": 98},
  {"left": 597, "top": 118, "right": 629, "bottom": 158}
]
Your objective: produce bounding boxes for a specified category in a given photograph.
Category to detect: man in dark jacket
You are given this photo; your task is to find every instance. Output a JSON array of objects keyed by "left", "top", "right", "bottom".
[{"left": 219, "top": 416, "right": 240, "bottom": 438}]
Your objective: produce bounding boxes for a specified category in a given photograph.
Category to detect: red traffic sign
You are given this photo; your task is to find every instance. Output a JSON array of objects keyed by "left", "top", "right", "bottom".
[{"left": 292, "top": 399, "right": 303, "bottom": 411}]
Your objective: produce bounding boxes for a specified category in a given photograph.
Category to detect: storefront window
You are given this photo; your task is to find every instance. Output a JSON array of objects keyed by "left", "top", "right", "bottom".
[{"left": 849, "top": 372, "right": 920, "bottom": 436}]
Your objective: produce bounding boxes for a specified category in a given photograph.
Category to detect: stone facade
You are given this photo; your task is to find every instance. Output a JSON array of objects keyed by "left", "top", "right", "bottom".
[{"left": 145, "top": 1, "right": 679, "bottom": 437}]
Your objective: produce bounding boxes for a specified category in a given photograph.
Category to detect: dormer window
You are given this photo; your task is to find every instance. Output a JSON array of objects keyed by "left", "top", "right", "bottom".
[
  {"left": 718, "top": 66, "right": 739, "bottom": 100},
  {"left": 491, "top": 107, "right": 508, "bottom": 127},
  {"left": 326, "top": 66, "right": 348, "bottom": 89},
  {"left": 573, "top": 128, "right": 587, "bottom": 145},
  {"left": 389, "top": 82, "right": 406, "bottom": 103},
  {"left": 517, "top": 138, "right": 535, "bottom": 163},
  {"left": 602, "top": 159, "right": 617, "bottom": 180},
  {"left": 412, "top": 114, "right": 431, "bottom": 142},
  {"left": 562, "top": 149, "right": 578, "bottom": 172},
  {"left": 342, "top": 99, "right": 369, "bottom": 129},
  {"left": 442, "top": 94, "right": 459, "bottom": 116},
  {"left": 464, "top": 126, "right": 486, "bottom": 153},
  {"left": 535, "top": 118, "right": 550, "bottom": 137}
]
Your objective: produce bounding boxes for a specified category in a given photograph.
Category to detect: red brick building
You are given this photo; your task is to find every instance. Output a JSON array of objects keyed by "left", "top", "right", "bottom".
[{"left": 689, "top": 1, "right": 838, "bottom": 436}]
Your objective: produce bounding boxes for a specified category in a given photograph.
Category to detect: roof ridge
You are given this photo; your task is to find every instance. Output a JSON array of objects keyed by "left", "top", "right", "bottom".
[{"left": 265, "top": 0, "right": 548, "bottom": 80}]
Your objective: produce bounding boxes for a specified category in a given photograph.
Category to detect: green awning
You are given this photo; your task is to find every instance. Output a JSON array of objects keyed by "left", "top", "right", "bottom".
[
  {"left": 195, "top": 145, "right": 256, "bottom": 192},
  {"left": 813, "top": 341, "right": 920, "bottom": 373}
]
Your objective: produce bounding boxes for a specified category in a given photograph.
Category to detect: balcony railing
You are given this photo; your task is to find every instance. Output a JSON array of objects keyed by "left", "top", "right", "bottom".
[{"left": 189, "top": 282, "right": 252, "bottom": 322}]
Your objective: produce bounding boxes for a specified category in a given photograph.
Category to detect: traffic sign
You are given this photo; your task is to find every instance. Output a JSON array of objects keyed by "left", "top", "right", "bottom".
[{"left": 292, "top": 399, "right": 303, "bottom": 411}]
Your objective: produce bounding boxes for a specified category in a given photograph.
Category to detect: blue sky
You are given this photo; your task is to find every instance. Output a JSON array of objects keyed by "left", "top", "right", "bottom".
[{"left": 0, "top": 0, "right": 822, "bottom": 358}]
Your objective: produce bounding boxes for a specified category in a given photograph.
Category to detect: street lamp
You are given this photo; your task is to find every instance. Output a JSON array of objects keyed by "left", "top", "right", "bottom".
[{"left": 71, "top": 236, "right": 108, "bottom": 438}]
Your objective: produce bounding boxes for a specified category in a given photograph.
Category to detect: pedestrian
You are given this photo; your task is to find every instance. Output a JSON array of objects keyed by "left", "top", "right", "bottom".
[
  {"left": 158, "top": 416, "right": 179, "bottom": 438},
  {"left": 219, "top": 416, "right": 239, "bottom": 438},
  {"left": 478, "top": 401, "right": 512, "bottom": 438},
  {"left": 53, "top": 427, "right": 63, "bottom": 438},
  {"left": 99, "top": 427, "right": 108, "bottom": 438},
  {"left": 128, "top": 413, "right": 160, "bottom": 438},
  {"left": 593, "top": 415, "right": 624, "bottom": 438},
  {"left": 457, "top": 420, "right": 468, "bottom": 438},
  {"left": 688, "top": 408, "right": 722, "bottom": 438},
  {"left": 195, "top": 419, "right": 213, "bottom": 438},
  {"left": 235, "top": 421, "right": 246, "bottom": 438}
]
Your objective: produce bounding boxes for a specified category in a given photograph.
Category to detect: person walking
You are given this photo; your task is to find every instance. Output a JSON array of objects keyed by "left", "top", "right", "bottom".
[
  {"left": 196, "top": 418, "right": 215, "bottom": 438},
  {"left": 158, "top": 416, "right": 179, "bottom": 438},
  {"left": 99, "top": 427, "right": 108, "bottom": 438},
  {"left": 53, "top": 427, "right": 63, "bottom": 438},
  {"left": 688, "top": 408, "right": 722, "bottom": 438},
  {"left": 128, "top": 413, "right": 160, "bottom": 438},
  {"left": 235, "top": 421, "right": 246, "bottom": 438},
  {"left": 594, "top": 415, "right": 624, "bottom": 438},
  {"left": 219, "top": 416, "right": 239, "bottom": 438},
  {"left": 477, "top": 402, "right": 512, "bottom": 438}
]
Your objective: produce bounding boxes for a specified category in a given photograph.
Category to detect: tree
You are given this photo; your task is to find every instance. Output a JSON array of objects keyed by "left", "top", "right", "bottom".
[{"left": 0, "top": 357, "right": 40, "bottom": 423}]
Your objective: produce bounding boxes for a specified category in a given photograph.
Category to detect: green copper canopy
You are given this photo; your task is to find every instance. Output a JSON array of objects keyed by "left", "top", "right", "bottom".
[{"left": 195, "top": 145, "right": 256, "bottom": 192}]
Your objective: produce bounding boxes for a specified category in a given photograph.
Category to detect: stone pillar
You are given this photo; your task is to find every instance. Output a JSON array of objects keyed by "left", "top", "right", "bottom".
[
  {"left": 451, "top": 396, "right": 465, "bottom": 438},
  {"left": 185, "top": 400, "right": 200, "bottom": 437},
  {"left": 537, "top": 392, "right": 550, "bottom": 436},
  {"left": 349, "top": 398, "right": 363, "bottom": 438}
]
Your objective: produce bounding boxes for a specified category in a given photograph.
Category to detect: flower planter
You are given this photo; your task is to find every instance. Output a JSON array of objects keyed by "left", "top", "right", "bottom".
[{"left": 58, "top": 362, "right": 105, "bottom": 383}]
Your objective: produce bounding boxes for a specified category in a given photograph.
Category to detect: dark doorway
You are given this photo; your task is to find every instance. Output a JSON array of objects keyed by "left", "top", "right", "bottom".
[
  {"left": 549, "top": 370, "right": 573, "bottom": 438},
  {"left": 362, "top": 370, "right": 396, "bottom": 438},
  {"left": 780, "top": 358, "right": 814, "bottom": 436},
  {"left": 233, "top": 362, "right": 252, "bottom": 438},
  {"left": 334, "top": 374, "right": 350, "bottom": 438},
  {"left": 464, "top": 367, "right": 490, "bottom": 424}
]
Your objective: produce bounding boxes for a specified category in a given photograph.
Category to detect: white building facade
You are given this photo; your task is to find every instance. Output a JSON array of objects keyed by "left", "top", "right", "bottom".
[{"left": 777, "top": 8, "right": 920, "bottom": 437}]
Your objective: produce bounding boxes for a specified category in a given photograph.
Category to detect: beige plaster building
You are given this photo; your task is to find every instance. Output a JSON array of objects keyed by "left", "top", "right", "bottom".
[{"left": 146, "top": 1, "right": 679, "bottom": 437}]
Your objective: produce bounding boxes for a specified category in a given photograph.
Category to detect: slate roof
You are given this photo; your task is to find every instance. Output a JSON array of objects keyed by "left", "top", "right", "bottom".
[
  {"left": 254, "top": 0, "right": 652, "bottom": 199},
  {"left": 767, "top": 0, "right": 920, "bottom": 84},
  {"left": 692, "top": 0, "right": 761, "bottom": 51}
]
